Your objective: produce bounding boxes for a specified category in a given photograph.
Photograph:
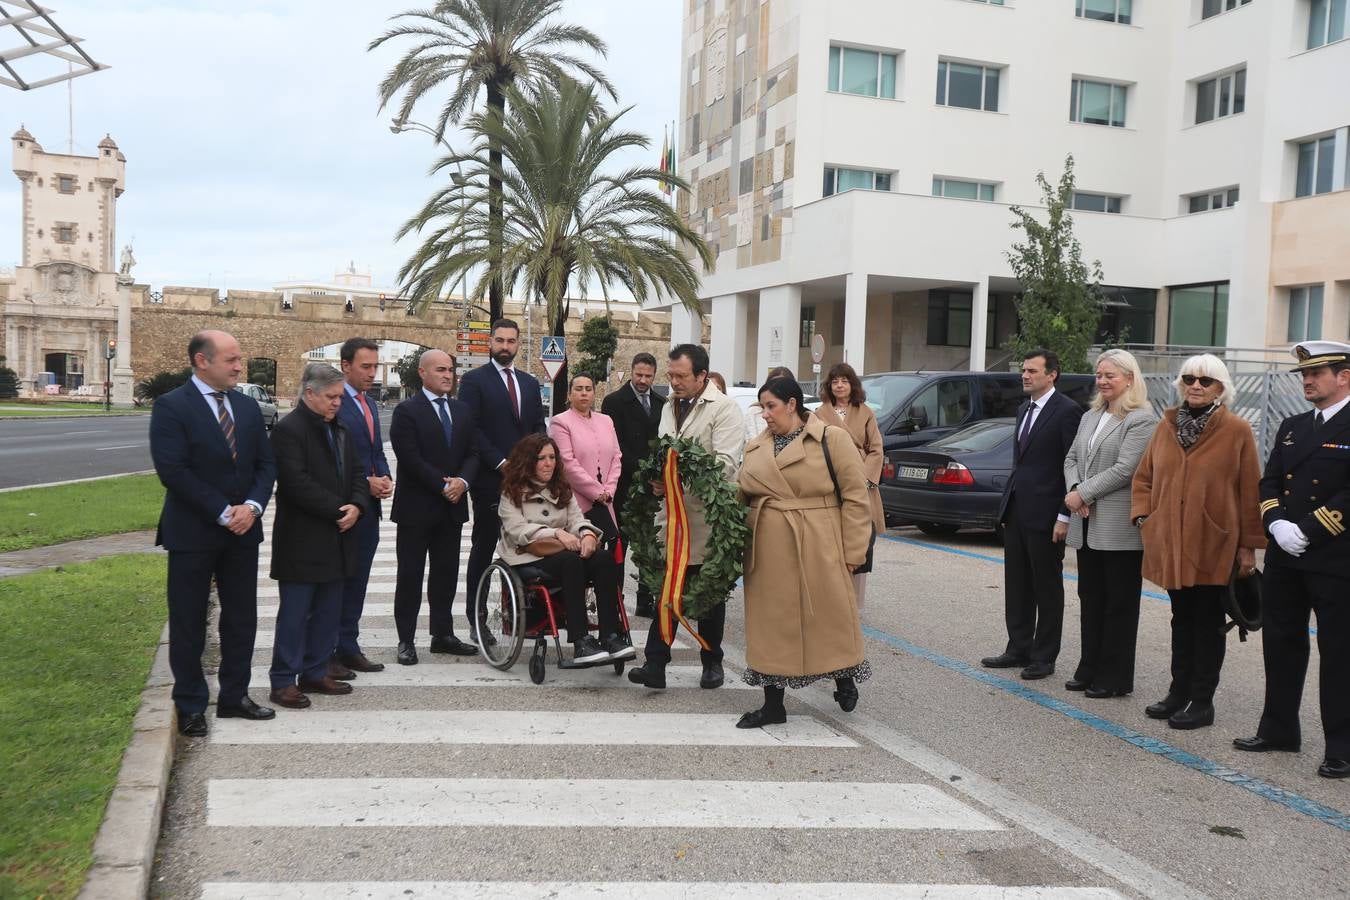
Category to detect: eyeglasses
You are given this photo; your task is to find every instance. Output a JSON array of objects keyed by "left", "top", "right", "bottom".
[{"left": 1180, "top": 375, "right": 1217, "bottom": 387}]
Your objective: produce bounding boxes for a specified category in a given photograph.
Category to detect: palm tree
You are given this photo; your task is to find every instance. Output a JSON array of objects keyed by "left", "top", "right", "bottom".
[
  {"left": 370, "top": 0, "right": 617, "bottom": 323},
  {"left": 394, "top": 78, "right": 713, "bottom": 408}
]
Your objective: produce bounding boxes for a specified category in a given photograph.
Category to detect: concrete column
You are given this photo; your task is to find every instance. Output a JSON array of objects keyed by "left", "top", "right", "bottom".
[
  {"left": 756, "top": 284, "right": 802, "bottom": 381},
  {"left": 710, "top": 293, "right": 750, "bottom": 384},
  {"left": 969, "top": 277, "right": 989, "bottom": 372},
  {"left": 842, "top": 272, "right": 869, "bottom": 374},
  {"left": 669, "top": 301, "right": 703, "bottom": 348},
  {"left": 112, "top": 278, "right": 134, "bottom": 406}
]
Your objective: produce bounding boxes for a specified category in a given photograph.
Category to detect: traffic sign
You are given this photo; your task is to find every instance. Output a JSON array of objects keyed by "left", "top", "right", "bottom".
[
  {"left": 540, "top": 336, "right": 566, "bottom": 381},
  {"left": 467, "top": 320, "right": 492, "bottom": 330},
  {"left": 810, "top": 333, "right": 825, "bottom": 364},
  {"left": 457, "top": 354, "right": 490, "bottom": 368},
  {"left": 457, "top": 330, "right": 490, "bottom": 341}
]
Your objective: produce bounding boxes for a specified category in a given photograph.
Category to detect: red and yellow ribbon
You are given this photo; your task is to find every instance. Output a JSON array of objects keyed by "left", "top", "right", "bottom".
[{"left": 659, "top": 447, "right": 710, "bottom": 651}]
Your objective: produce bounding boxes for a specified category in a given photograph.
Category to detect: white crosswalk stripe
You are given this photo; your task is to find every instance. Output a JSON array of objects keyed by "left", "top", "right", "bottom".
[
  {"left": 240, "top": 663, "right": 749, "bottom": 690},
  {"left": 201, "top": 885, "right": 1124, "bottom": 900}
]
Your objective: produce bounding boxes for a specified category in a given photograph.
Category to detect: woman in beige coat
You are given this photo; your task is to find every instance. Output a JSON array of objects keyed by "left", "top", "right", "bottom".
[
  {"left": 813, "top": 362, "right": 886, "bottom": 608},
  {"left": 736, "top": 377, "right": 873, "bottom": 728},
  {"left": 1130, "top": 354, "right": 1266, "bottom": 730}
]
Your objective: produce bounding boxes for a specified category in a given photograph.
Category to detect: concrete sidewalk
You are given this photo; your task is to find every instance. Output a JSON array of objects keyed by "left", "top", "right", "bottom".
[{"left": 0, "top": 530, "right": 161, "bottom": 579}]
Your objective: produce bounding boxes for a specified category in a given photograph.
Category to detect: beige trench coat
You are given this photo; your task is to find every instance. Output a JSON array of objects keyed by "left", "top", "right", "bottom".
[
  {"left": 813, "top": 402, "right": 886, "bottom": 533},
  {"left": 738, "top": 418, "right": 872, "bottom": 677},
  {"left": 496, "top": 485, "right": 602, "bottom": 565},
  {"left": 656, "top": 382, "right": 745, "bottom": 565}
]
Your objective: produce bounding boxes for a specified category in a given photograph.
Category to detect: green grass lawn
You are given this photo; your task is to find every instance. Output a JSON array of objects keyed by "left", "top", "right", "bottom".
[
  {"left": 0, "top": 404, "right": 148, "bottom": 418},
  {"left": 0, "top": 555, "right": 167, "bottom": 900},
  {"left": 0, "top": 474, "right": 164, "bottom": 553}
]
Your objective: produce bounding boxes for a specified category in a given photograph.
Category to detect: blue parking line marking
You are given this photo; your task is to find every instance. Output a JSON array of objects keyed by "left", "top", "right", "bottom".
[{"left": 860, "top": 624, "right": 1350, "bottom": 832}]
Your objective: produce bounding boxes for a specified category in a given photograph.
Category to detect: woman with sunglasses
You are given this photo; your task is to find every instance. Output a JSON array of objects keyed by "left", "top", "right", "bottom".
[{"left": 1130, "top": 354, "right": 1266, "bottom": 729}]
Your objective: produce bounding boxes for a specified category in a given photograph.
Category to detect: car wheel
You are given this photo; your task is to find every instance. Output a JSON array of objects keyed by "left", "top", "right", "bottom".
[{"left": 916, "top": 522, "right": 960, "bottom": 537}]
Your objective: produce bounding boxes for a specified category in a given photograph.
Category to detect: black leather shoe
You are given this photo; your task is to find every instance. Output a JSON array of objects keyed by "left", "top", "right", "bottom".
[
  {"left": 1064, "top": 678, "right": 1090, "bottom": 691},
  {"left": 397, "top": 642, "right": 419, "bottom": 666},
  {"left": 216, "top": 696, "right": 276, "bottom": 720},
  {"left": 980, "top": 652, "right": 1029, "bottom": 669},
  {"left": 1318, "top": 757, "right": 1350, "bottom": 779},
  {"left": 627, "top": 664, "right": 666, "bottom": 689},
  {"left": 834, "top": 680, "right": 859, "bottom": 712},
  {"left": 1233, "top": 735, "right": 1300, "bottom": 753},
  {"left": 1168, "top": 702, "right": 1214, "bottom": 730},
  {"left": 701, "top": 661, "right": 724, "bottom": 689},
  {"left": 178, "top": 712, "right": 208, "bottom": 737},
  {"left": 429, "top": 635, "right": 477, "bottom": 656},
  {"left": 1020, "top": 662, "right": 1054, "bottom": 680},
  {"left": 736, "top": 707, "right": 787, "bottom": 728},
  {"left": 1084, "top": 686, "right": 1131, "bottom": 698},
  {"left": 635, "top": 597, "right": 655, "bottom": 618},
  {"left": 1145, "top": 696, "right": 1186, "bottom": 720}
]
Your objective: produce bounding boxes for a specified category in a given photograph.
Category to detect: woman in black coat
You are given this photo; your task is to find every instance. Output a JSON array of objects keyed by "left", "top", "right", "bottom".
[{"left": 267, "top": 363, "right": 370, "bottom": 709}]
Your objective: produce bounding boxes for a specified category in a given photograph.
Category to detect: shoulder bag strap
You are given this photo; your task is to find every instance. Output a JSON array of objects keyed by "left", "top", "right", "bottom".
[{"left": 820, "top": 425, "right": 843, "bottom": 507}]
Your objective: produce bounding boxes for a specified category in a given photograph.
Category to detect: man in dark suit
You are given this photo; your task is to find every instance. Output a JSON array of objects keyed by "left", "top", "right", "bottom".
[
  {"left": 1235, "top": 340, "right": 1350, "bottom": 780},
  {"left": 332, "top": 337, "right": 394, "bottom": 677},
  {"left": 982, "top": 348, "right": 1084, "bottom": 681},
  {"left": 389, "top": 349, "right": 481, "bottom": 664},
  {"left": 149, "top": 330, "right": 277, "bottom": 737},
  {"left": 457, "top": 318, "right": 546, "bottom": 640},
  {"left": 600, "top": 351, "right": 665, "bottom": 616}
]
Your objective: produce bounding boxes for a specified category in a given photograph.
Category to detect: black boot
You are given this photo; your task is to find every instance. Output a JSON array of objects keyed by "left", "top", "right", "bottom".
[
  {"left": 834, "top": 677, "right": 859, "bottom": 712},
  {"left": 737, "top": 686, "right": 786, "bottom": 728}
]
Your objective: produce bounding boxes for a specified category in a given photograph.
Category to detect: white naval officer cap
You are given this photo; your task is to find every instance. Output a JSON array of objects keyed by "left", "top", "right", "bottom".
[{"left": 1291, "top": 340, "right": 1350, "bottom": 372}]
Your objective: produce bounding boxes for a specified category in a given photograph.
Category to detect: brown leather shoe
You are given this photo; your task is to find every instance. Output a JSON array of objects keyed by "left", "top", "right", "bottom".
[
  {"left": 299, "top": 675, "right": 354, "bottom": 695},
  {"left": 339, "top": 652, "right": 386, "bottom": 673},
  {"left": 327, "top": 659, "right": 356, "bottom": 680},
  {"left": 268, "top": 685, "right": 311, "bottom": 709}
]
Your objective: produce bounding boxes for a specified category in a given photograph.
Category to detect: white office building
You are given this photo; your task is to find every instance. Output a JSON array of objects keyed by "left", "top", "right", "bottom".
[{"left": 666, "top": 0, "right": 1350, "bottom": 381}]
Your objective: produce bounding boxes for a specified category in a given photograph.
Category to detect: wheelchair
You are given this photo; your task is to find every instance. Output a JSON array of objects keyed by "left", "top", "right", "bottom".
[{"left": 472, "top": 551, "right": 634, "bottom": 685}]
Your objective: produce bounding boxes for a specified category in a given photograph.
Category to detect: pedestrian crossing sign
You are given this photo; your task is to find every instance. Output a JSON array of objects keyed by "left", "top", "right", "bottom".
[{"left": 540, "top": 336, "right": 565, "bottom": 361}]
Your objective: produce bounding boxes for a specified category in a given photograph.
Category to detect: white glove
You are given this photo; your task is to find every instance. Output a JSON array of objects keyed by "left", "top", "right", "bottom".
[{"left": 1270, "top": 520, "right": 1309, "bottom": 557}]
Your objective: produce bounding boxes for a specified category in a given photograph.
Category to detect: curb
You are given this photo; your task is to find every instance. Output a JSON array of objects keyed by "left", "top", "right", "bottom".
[
  {"left": 78, "top": 623, "right": 175, "bottom": 899},
  {"left": 0, "top": 470, "right": 156, "bottom": 493}
]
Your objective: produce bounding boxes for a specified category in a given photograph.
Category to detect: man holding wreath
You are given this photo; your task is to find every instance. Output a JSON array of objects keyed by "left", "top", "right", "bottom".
[{"left": 628, "top": 343, "right": 745, "bottom": 690}]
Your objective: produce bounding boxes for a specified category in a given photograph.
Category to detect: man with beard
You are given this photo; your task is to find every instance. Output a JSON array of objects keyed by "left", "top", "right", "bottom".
[{"left": 457, "top": 320, "right": 547, "bottom": 642}]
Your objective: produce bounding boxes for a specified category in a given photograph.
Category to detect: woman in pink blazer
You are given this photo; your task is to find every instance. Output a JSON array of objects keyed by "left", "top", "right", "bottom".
[{"left": 549, "top": 374, "right": 623, "bottom": 525}]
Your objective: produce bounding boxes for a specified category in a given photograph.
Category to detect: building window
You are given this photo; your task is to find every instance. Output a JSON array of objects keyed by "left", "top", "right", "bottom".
[
  {"left": 1308, "top": 0, "right": 1349, "bottom": 48},
  {"left": 1287, "top": 285, "right": 1325, "bottom": 342},
  {"left": 1186, "top": 187, "right": 1240, "bottom": 213},
  {"left": 937, "top": 60, "right": 1000, "bottom": 112},
  {"left": 1096, "top": 287, "right": 1158, "bottom": 344},
  {"left": 1295, "top": 133, "right": 1338, "bottom": 197},
  {"left": 1072, "top": 191, "right": 1123, "bottom": 213},
  {"left": 57, "top": 175, "right": 76, "bottom": 193},
  {"left": 932, "top": 178, "right": 996, "bottom": 201},
  {"left": 1077, "top": 0, "right": 1132, "bottom": 23},
  {"left": 828, "top": 46, "right": 897, "bottom": 99},
  {"left": 823, "top": 166, "right": 892, "bottom": 196},
  {"left": 55, "top": 223, "right": 76, "bottom": 243},
  {"left": 1195, "top": 68, "right": 1246, "bottom": 124},
  {"left": 1168, "top": 282, "right": 1229, "bottom": 346},
  {"left": 927, "top": 291, "right": 997, "bottom": 348},
  {"left": 1202, "top": 0, "right": 1251, "bottom": 18},
  {"left": 800, "top": 305, "right": 817, "bottom": 347},
  {"left": 1071, "top": 78, "right": 1127, "bottom": 127}
]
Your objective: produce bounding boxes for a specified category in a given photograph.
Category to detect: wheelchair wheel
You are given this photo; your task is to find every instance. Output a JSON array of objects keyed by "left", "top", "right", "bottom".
[
  {"left": 613, "top": 660, "right": 625, "bottom": 676},
  {"left": 528, "top": 643, "right": 547, "bottom": 684},
  {"left": 475, "top": 560, "right": 525, "bottom": 670}
]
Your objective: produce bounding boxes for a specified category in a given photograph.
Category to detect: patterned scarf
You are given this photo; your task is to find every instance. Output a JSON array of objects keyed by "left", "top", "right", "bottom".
[
  {"left": 772, "top": 424, "right": 805, "bottom": 456},
  {"left": 1175, "top": 403, "right": 1218, "bottom": 450}
]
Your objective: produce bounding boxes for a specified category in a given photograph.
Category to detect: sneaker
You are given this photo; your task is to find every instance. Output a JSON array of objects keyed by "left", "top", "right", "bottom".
[
  {"left": 603, "top": 633, "right": 637, "bottom": 661},
  {"left": 572, "top": 635, "right": 611, "bottom": 664}
]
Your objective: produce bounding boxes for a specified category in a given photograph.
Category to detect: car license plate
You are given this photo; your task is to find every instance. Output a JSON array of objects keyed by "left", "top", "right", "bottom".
[{"left": 899, "top": 465, "right": 928, "bottom": 481}]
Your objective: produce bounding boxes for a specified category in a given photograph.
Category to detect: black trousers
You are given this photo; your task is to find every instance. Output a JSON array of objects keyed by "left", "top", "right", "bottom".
[
  {"left": 1257, "top": 566, "right": 1350, "bottom": 757},
  {"left": 1073, "top": 546, "right": 1143, "bottom": 693},
  {"left": 393, "top": 519, "right": 464, "bottom": 644},
  {"left": 465, "top": 489, "right": 501, "bottom": 632},
  {"left": 613, "top": 478, "right": 654, "bottom": 604},
  {"left": 1166, "top": 585, "right": 1227, "bottom": 704},
  {"left": 642, "top": 564, "right": 725, "bottom": 668},
  {"left": 167, "top": 539, "right": 259, "bottom": 715},
  {"left": 1002, "top": 503, "right": 1066, "bottom": 665},
  {"left": 531, "top": 549, "right": 622, "bottom": 642}
]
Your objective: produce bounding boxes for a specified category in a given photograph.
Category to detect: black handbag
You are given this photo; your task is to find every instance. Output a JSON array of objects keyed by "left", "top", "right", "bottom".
[
  {"left": 584, "top": 502, "right": 621, "bottom": 546},
  {"left": 1223, "top": 564, "right": 1263, "bottom": 642}
]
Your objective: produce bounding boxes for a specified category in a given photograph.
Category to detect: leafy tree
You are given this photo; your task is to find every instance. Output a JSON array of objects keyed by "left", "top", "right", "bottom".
[
  {"left": 392, "top": 347, "right": 430, "bottom": 396},
  {"left": 1005, "top": 155, "right": 1105, "bottom": 374},
  {"left": 0, "top": 356, "right": 18, "bottom": 400},
  {"left": 394, "top": 79, "right": 713, "bottom": 411},
  {"left": 370, "top": 0, "right": 616, "bottom": 323},
  {"left": 572, "top": 315, "right": 618, "bottom": 386},
  {"left": 247, "top": 358, "right": 277, "bottom": 393},
  {"left": 135, "top": 368, "right": 191, "bottom": 403}
]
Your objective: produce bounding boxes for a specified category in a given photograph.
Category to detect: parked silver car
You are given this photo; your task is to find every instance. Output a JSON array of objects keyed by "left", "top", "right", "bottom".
[{"left": 236, "top": 382, "right": 278, "bottom": 429}]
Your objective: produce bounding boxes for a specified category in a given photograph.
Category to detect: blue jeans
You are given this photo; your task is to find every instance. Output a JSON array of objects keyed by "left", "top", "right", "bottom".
[{"left": 269, "top": 580, "right": 343, "bottom": 689}]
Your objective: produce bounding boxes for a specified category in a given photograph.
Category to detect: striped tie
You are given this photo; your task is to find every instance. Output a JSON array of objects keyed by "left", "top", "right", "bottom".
[{"left": 211, "top": 391, "right": 238, "bottom": 460}]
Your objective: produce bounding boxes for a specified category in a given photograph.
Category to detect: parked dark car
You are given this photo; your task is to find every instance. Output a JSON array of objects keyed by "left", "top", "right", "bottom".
[
  {"left": 860, "top": 371, "right": 1095, "bottom": 455},
  {"left": 879, "top": 418, "right": 1018, "bottom": 537}
]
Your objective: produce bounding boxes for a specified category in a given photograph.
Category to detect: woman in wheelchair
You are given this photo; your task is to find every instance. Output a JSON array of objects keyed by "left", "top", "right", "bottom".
[{"left": 497, "top": 434, "right": 633, "bottom": 665}]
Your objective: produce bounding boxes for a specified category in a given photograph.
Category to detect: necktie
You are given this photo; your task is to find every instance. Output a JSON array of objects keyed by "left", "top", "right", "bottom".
[
  {"left": 434, "top": 397, "right": 454, "bottom": 446},
  {"left": 503, "top": 368, "right": 520, "bottom": 421},
  {"left": 1018, "top": 401, "right": 1036, "bottom": 453},
  {"left": 355, "top": 391, "right": 376, "bottom": 443},
  {"left": 1314, "top": 411, "right": 1324, "bottom": 431},
  {"left": 639, "top": 391, "right": 650, "bottom": 415},
  {"left": 211, "top": 391, "right": 237, "bottom": 460}
]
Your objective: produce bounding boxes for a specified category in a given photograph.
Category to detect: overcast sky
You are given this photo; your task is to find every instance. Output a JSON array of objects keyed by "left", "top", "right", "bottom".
[{"left": 1, "top": 0, "right": 683, "bottom": 295}]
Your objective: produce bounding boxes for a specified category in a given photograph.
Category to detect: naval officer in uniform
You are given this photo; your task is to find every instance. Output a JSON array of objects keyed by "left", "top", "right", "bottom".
[{"left": 1234, "top": 340, "right": 1350, "bottom": 779}]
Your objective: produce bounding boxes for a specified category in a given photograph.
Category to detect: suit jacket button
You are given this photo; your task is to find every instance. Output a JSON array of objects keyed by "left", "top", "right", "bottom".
[
  {"left": 1287, "top": 474, "right": 1294, "bottom": 480},
  {"left": 1284, "top": 490, "right": 1291, "bottom": 496}
]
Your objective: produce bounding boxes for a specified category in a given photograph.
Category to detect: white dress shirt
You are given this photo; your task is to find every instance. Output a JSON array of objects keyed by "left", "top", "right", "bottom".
[
  {"left": 191, "top": 375, "right": 261, "bottom": 524},
  {"left": 491, "top": 358, "right": 521, "bottom": 419}
]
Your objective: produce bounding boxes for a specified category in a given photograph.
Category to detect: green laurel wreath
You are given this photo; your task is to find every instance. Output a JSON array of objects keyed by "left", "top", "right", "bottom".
[{"left": 623, "top": 435, "right": 750, "bottom": 620}]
